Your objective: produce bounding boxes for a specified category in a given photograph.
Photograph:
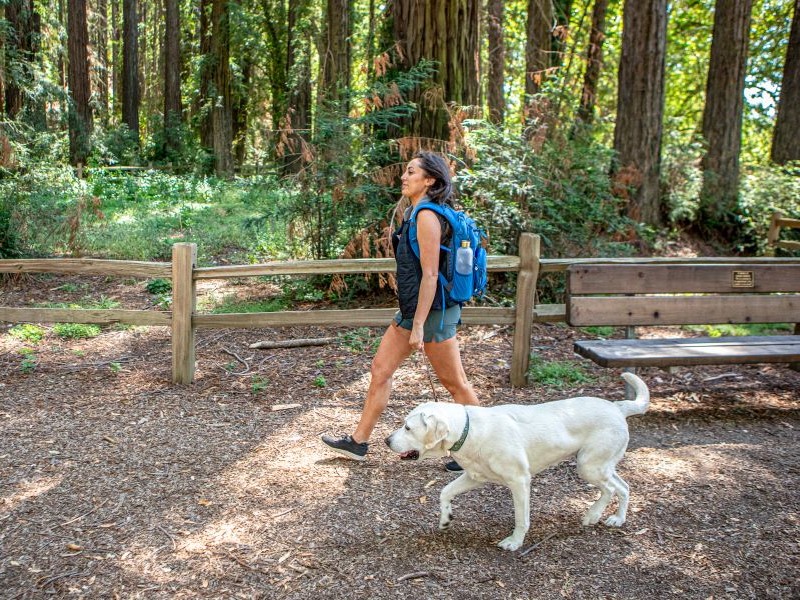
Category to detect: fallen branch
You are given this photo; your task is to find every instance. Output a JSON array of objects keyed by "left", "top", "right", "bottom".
[
  {"left": 518, "top": 532, "right": 557, "bottom": 558},
  {"left": 397, "top": 571, "right": 431, "bottom": 582},
  {"left": 249, "top": 337, "right": 336, "bottom": 350},
  {"left": 221, "top": 347, "right": 251, "bottom": 375}
]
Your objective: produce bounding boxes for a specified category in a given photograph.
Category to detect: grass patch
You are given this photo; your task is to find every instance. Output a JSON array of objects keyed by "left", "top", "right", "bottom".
[
  {"left": 52, "top": 323, "right": 101, "bottom": 339},
  {"left": 581, "top": 326, "right": 616, "bottom": 337},
  {"left": 527, "top": 356, "right": 594, "bottom": 388},
  {"left": 37, "top": 296, "right": 120, "bottom": 310},
  {"left": 684, "top": 323, "right": 793, "bottom": 337},
  {"left": 8, "top": 324, "right": 46, "bottom": 343},
  {"left": 206, "top": 295, "right": 289, "bottom": 314},
  {"left": 338, "top": 328, "right": 380, "bottom": 353}
]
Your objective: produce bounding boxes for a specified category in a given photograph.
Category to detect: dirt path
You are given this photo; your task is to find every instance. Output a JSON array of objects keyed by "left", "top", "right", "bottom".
[{"left": 1, "top": 276, "right": 799, "bottom": 599}]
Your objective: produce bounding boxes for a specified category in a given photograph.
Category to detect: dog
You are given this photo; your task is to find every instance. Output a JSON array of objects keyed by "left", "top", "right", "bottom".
[{"left": 385, "top": 373, "right": 650, "bottom": 551}]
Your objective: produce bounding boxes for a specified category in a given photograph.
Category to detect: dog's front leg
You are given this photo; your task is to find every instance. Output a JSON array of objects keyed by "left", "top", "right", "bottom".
[
  {"left": 498, "top": 476, "right": 531, "bottom": 551},
  {"left": 439, "top": 473, "right": 484, "bottom": 531}
]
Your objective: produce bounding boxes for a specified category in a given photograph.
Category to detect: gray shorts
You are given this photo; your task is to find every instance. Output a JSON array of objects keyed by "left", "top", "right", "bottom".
[{"left": 393, "top": 304, "right": 461, "bottom": 343}]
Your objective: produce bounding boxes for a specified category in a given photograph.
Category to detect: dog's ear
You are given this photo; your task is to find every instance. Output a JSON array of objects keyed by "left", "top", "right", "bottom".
[{"left": 422, "top": 413, "right": 449, "bottom": 450}]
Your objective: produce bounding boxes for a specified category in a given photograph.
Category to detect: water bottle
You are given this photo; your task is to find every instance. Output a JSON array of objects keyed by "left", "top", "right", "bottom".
[{"left": 455, "top": 240, "right": 473, "bottom": 275}]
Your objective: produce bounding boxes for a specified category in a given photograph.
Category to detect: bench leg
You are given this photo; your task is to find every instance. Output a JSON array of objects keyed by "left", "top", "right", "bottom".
[
  {"left": 624, "top": 326, "right": 637, "bottom": 399},
  {"left": 792, "top": 323, "right": 799, "bottom": 372}
]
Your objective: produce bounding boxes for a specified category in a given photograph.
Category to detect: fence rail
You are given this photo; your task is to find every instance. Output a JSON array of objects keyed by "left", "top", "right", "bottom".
[
  {"left": 767, "top": 210, "right": 800, "bottom": 254},
  {"left": 4, "top": 233, "right": 800, "bottom": 386}
]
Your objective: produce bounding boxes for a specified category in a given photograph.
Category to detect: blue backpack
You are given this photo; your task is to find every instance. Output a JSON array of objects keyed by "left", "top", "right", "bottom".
[{"left": 408, "top": 201, "right": 488, "bottom": 306}]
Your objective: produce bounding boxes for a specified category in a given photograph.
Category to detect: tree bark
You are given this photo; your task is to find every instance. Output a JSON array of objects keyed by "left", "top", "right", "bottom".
[
  {"left": 487, "top": 0, "right": 505, "bottom": 125},
  {"left": 612, "top": 0, "right": 667, "bottom": 226},
  {"left": 67, "top": 0, "right": 93, "bottom": 166},
  {"left": 771, "top": 0, "right": 800, "bottom": 164},
  {"left": 163, "top": 0, "right": 182, "bottom": 155},
  {"left": 319, "top": 0, "right": 352, "bottom": 111},
  {"left": 210, "top": 0, "right": 233, "bottom": 175},
  {"left": 4, "top": 0, "right": 39, "bottom": 120},
  {"left": 392, "top": 0, "right": 480, "bottom": 142},
  {"left": 93, "top": 0, "right": 109, "bottom": 124},
  {"left": 576, "top": 0, "right": 608, "bottom": 125},
  {"left": 122, "top": 0, "right": 140, "bottom": 140},
  {"left": 525, "top": 0, "right": 552, "bottom": 98},
  {"left": 197, "top": 0, "right": 213, "bottom": 150},
  {"left": 699, "top": 0, "right": 753, "bottom": 234}
]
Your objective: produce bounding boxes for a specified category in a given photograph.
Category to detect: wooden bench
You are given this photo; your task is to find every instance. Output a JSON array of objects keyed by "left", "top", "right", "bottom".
[{"left": 566, "top": 263, "right": 800, "bottom": 369}]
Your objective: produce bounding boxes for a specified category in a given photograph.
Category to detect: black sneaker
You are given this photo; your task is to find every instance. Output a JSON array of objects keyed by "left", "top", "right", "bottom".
[
  {"left": 322, "top": 434, "right": 368, "bottom": 461},
  {"left": 445, "top": 460, "right": 463, "bottom": 472}
]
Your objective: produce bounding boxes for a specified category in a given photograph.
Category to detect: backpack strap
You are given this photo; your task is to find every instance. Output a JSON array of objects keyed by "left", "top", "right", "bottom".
[{"left": 408, "top": 201, "right": 452, "bottom": 259}]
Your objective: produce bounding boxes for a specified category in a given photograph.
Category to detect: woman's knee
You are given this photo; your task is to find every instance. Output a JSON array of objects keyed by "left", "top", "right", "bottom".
[{"left": 370, "top": 356, "right": 395, "bottom": 384}]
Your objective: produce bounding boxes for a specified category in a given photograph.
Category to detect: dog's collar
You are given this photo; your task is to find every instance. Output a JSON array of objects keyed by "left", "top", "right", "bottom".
[{"left": 448, "top": 408, "right": 470, "bottom": 452}]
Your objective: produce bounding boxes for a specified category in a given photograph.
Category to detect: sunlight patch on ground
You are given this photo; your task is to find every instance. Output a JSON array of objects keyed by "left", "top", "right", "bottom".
[{"left": 1, "top": 475, "right": 63, "bottom": 517}]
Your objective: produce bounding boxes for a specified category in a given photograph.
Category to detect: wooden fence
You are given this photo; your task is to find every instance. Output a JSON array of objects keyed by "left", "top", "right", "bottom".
[
  {"left": 767, "top": 211, "right": 800, "bottom": 255},
  {"left": 3, "top": 232, "right": 800, "bottom": 386}
]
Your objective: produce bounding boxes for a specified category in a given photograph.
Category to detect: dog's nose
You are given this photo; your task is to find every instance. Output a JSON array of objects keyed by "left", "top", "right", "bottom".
[{"left": 384, "top": 435, "right": 392, "bottom": 447}]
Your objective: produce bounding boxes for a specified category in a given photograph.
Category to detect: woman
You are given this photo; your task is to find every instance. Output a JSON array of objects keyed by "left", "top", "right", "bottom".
[{"left": 322, "top": 151, "right": 480, "bottom": 471}]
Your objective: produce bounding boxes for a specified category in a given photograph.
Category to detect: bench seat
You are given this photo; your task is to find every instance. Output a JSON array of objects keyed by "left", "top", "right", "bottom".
[{"left": 573, "top": 335, "right": 800, "bottom": 368}]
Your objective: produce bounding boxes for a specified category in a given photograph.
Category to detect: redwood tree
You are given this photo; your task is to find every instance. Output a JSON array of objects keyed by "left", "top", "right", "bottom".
[
  {"left": 392, "top": 0, "right": 480, "bottom": 141},
  {"left": 771, "top": 0, "right": 800, "bottom": 164},
  {"left": 612, "top": 0, "right": 667, "bottom": 226},
  {"left": 122, "top": 0, "right": 139, "bottom": 140},
  {"left": 577, "top": 0, "right": 609, "bottom": 125},
  {"left": 525, "top": 0, "right": 552, "bottom": 99},
  {"left": 4, "top": 0, "right": 40, "bottom": 120},
  {"left": 163, "top": 0, "right": 182, "bottom": 155},
  {"left": 487, "top": 0, "right": 505, "bottom": 125},
  {"left": 210, "top": 0, "right": 233, "bottom": 175},
  {"left": 319, "top": 0, "right": 352, "bottom": 111},
  {"left": 699, "top": 0, "right": 753, "bottom": 233},
  {"left": 67, "top": 0, "right": 93, "bottom": 165}
]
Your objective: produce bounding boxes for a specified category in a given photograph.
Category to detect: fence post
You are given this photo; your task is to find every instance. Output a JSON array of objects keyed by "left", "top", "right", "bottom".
[
  {"left": 172, "top": 243, "right": 197, "bottom": 384},
  {"left": 765, "top": 211, "right": 782, "bottom": 257},
  {"left": 510, "top": 233, "right": 540, "bottom": 387}
]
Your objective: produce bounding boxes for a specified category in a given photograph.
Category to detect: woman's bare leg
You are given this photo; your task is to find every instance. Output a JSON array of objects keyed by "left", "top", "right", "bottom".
[
  {"left": 352, "top": 324, "right": 415, "bottom": 443},
  {"left": 423, "top": 336, "right": 479, "bottom": 406}
]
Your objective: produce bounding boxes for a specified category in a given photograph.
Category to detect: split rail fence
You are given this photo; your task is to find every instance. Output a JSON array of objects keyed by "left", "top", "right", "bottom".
[{"left": 2, "top": 232, "right": 799, "bottom": 386}]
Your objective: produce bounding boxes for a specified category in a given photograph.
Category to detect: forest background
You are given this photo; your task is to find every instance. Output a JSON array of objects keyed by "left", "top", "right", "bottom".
[{"left": 1, "top": 0, "right": 799, "bottom": 296}]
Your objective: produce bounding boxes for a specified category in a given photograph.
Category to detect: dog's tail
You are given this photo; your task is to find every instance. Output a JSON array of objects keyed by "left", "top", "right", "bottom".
[{"left": 614, "top": 372, "right": 650, "bottom": 418}]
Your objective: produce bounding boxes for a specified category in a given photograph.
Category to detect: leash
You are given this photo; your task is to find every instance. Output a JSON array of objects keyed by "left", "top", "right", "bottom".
[{"left": 420, "top": 348, "right": 439, "bottom": 402}]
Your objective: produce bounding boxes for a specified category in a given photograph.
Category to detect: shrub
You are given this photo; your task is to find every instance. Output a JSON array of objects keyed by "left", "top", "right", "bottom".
[
  {"left": 8, "top": 324, "right": 45, "bottom": 343},
  {"left": 52, "top": 323, "right": 101, "bottom": 339},
  {"left": 527, "top": 356, "right": 594, "bottom": 388}
]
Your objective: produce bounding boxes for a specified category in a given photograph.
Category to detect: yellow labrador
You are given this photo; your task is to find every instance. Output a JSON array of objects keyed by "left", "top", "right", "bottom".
[{"left": 385, "top": 373, "right": 650, "bottom": 551}]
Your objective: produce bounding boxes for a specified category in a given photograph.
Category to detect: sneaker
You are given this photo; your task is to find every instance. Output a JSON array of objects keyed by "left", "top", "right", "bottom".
[
  {"left": 321, "top": 434, "right": 368, "bottom": 461},
  {"left": 445, "top": 460, "right": 463, "bottom": 472}
]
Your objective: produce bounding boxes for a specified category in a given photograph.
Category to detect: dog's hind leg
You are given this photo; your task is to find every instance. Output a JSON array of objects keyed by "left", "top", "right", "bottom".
[
  {"left": 498, "top": 476, "right": 531, "bottom": 551},
  {"left": 603, "top": 472, "right": 630, "bottom": 527},
  {"left": 439, "top": 474, "right": 484, "bottom": 531},
  {"left": 577, "top": 460, "right": 620, "bottom": 526}
]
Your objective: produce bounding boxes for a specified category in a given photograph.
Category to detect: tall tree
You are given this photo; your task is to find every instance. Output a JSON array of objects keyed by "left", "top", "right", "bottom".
[
  {"left": 122, "top": 0, "right": 140, "bottom": 140},
  {"left": 197, "top": 0, "right": 213, "bottom": 150},
  {"left": 67, "top": 0, "right": 93, "bottom": 165},
  {"left": 163, "top": 0, "right": 182, "bottom": 155},
  {"left": 612, "top": 0, "right": 668, "bottom": 225},
  {"left": 210, "top": 0, "right": 233, "bottom": 175},
  {"left": 576, "top": 0, "right": 609, "bottom": 125},
  {"left": 92, "top": 0, "right": 109, "bottom": 124},
  {"left": 4, "top": 0, "right": 40, "bottom": 120},
  {"left": 392, "top": 0, "right": 480, "bottom": 141},
  {"left": 525, "top": 0, "right": 553, "bottom": 99},
  {"left": 319, "top": 0, "right": 352, "bottom": 110},
  {"left": 487, "top": 0, "right": 505, "bottom": 125},
  {"left": 771, "top": 0, "right": 800, "bottom": 164},
  {"left": 699, "top": 0, "right": 753, "bottom": 233}
]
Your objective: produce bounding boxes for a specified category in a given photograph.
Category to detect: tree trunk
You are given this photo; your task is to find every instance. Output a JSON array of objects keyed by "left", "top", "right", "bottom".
[
  {"left": 122, "top": 0, "right": 140, "bottom": 140},
  {"left": 197, "top": 0, "right": 213, "bottom": 150},
  {"left": 487, "top": 0, "right": 505, "bottom": 125},
  {"left": 93, "top": 0, "right": 109, "bottom": 124},
  {"left": 771, "top": 0, "right": 800, "bottom": 164},
  {"left": 111, "top": 0, "right": 120, "bottom": 118},
  {"left": 392, "top": 0, "right": 480, "bottom": 142},
  {"left": 576, "top": 0, "right": 608, "bottom": 125},
  {"left": 319, "top": 0, "right": 352, "bottom": 111},
  {"left": 612, "top": 0, "right": 667, "bottom": 226},
  {"left": 4, "top": 0, "right": 38, "bottom": 120},
  {"left": 67, "top": 0, "right": 93, "bottom": 166},
  {"left": 210, "top": 0, "right": 233, "bottom": 175},
  {"left": 163, "top": 0, "right": 182, "bottom": 155},
  {"left": 699, "top": 0, "right": 753, "bottom": 234},
  {"left": 525, "top": 0, "right": 552, "bottom": 98}
]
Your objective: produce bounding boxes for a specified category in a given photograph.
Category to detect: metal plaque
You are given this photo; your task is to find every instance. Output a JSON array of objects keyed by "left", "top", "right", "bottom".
[{"left": 731, "top": 270, "right": 755, "bottom": 288}]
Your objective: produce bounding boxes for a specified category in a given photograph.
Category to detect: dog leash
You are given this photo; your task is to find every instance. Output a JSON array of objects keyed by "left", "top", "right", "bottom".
[{"left": 420, "top": 348, "right": 439, "bottom": 402}]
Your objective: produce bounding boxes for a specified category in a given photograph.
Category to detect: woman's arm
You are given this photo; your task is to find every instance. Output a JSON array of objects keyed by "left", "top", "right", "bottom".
[{"left": 409, "top": 209, "right": 442, "bottom": 350}]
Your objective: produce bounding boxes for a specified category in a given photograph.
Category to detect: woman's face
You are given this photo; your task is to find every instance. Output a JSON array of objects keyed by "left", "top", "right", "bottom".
[{"left": 401, "top": 159, "right": 434, "bottom": 202}]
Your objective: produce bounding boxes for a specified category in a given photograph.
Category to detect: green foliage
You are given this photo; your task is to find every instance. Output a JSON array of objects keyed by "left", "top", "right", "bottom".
[
  {"left": 582, "top": 326, "right": 616, "bottom": 338},
  {"left": 685, "top": 323, "right": 793, "bottom": 337},
  {"left": 251, "top": 376, "right": 269, "bottom": 394},
  {"left": 338, "top": 328, "right": 380, "bottom": 353},
  {"left": 18, "top": 347, "right": 38, "bottom": 374},
  {"left": 313, "top": 375, "right": 327, "bottom": 388},
  {"left": 145, "top": 278, "right": 172, "bottom": 295},
  {"left": 738, "top": 163, "right": 800, "bottom": 254},
  {"left": 52, "top": 323, "right": 101, "bottom": 340},
  {"left": 527, "top": 356, "right": 594, "bottom": 388},
  {"left": 207, "top": 295, "right": 288, "bottom": 314},
  {"left": 8, "top": 324, "right": 45, "bottom": 343}
]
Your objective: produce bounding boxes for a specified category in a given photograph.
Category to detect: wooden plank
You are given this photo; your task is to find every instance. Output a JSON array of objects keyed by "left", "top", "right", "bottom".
[
  {"left": 0, "top": 307, "right": 170, "bottom": 326},
  {"left": 567, "top": 294, "right": 800, "bottom": 326},
  {"left": 568, "top": 264, "right": 800, "bottom": 294},
  {"left": 511, "top": 234, "right": 540, "bottom": 386},
  {"left": 0, "top": 258, "right": 171, "bottom": 278},
  {"left": 573, "top": 335, "right": 800, "bottom": 367},
  {"left": 776, "top": 240, "right": 800, "bottom": 251},
  {"left": 172, "top": 244, "right": 197, "bottom": 384},
  {"left": 539, "top": 256, "right": 800, "bottom": 273},
  {"left": 193, "top": 306, "right": 517, "bottom": 329},
  {"left": 194, "top": 255, "right": 521, "bottom": 279},
  {"left": 776, "top": 217, "right": 800, "bottom": 228},
  {"left": 534, "top": 303, "right": 566, "bottom": 322}
]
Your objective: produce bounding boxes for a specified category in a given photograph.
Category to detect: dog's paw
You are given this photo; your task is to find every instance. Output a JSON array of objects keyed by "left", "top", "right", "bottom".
[
  {"left": 581, "top": 513, "right": 601, "bottom": 526},
  {"left": 439, "top": 512, "right": 452, "bottom": 530},
  {"left": 497, "top": 536, "right": 523, "bottom": 551},
  {"left": 604, "top": 515, "right": 625, "bottom": 527}
]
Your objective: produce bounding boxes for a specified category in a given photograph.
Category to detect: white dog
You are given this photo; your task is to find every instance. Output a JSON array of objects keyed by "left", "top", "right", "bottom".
[{"left": 385, "top": 373, "right": 650, "bottom": 551}]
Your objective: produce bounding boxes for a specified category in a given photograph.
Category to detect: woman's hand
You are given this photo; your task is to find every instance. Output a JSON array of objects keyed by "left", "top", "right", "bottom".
[{"left": 409, "top": 322, "right": 424, "bottom": 351}]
